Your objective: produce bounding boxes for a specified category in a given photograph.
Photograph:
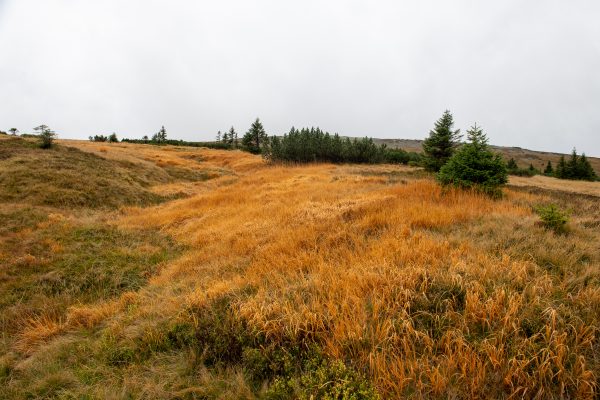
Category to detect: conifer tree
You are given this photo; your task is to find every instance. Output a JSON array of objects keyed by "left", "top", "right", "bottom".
[
  {"left": 242, "top": 118, "right": 267, "bottom": 153},
  {"left": 528, "top": 164, "right": 537, "bottom": 174},
  {"left": 222, "top": 130, "right": 229, "bottom": 144},
  {"left": 437, "top": 123, "right": 507, "bottom": 197},
  {"left": 544, "top": 161, "right": 553, "bottom": 175},
  {"left": 554, "top": 148, "right": 598, "bottom": 181},
  {"left": 555, "top": 155, "right": 567, "bottom": 179},
  {"left": 507, "top": 158, "right": 518, "bottom": 170},
  {"left": 153, "top": 126, "right": 167, "bottom": 143},
  {"left": 577, "top": 153, "right": 597, "bottom": 181},
  {"left": 216, "top": 131, "right": 222, "bottom": 142},
  {"left": 565, "top": 148, "right": 578, "bottom": 179},
  {"left": 109, "top": 132, "right": 118, "bottom": 143},
  {"left": 422, "top": 110, "right": 462, "bottom": 172},
  {"left": 228, "top": 126, "right": 237, "bottom": 148}
]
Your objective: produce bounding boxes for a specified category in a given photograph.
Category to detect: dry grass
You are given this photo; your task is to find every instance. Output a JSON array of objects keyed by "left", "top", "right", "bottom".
[
  {"left": 1, "top": 140, "right": 599, "bottom": 398},
  {"left": 510, "top": 174, "right": 600, "bottom": 197}
]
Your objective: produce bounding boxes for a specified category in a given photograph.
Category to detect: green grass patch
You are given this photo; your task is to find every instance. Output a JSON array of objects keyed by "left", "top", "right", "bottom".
[{"left": 0, "top": 207, "right": 183, "bottom": 335}]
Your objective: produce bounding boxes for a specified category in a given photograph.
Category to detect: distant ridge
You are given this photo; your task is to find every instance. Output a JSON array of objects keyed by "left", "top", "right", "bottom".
[{"left": 371, "top": 138, "right": 600, "bottom": 174}]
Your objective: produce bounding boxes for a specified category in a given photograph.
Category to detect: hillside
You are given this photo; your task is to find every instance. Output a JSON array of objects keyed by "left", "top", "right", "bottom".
[
  {"left": 373, "top": 138, "right": 600, "bottom": 174},
  {"left": 0, "top": 136, "right": 599, "bottom": 399}
]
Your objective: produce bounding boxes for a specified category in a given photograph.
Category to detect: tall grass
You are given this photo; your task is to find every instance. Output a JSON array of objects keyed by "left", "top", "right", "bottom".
[{"left": 1, "top": 138, "right": 598, "bottom": 398}]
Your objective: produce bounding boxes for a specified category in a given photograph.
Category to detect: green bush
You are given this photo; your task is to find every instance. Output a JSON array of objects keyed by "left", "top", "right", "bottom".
[
  {"left": 265, "top": 358, "right": 379, "bottom": 400},
  {"left": 509, "top": 167, "right": 537, "bottom": 177},
  {"left": 384, "top": 148, "right": 422, "bottom": 165},
  {"left": 535, "top": 204, "right": 569, "bottom": 234},
  {"left": 437, "top": 124, "right": 507, "bottom": 197}
]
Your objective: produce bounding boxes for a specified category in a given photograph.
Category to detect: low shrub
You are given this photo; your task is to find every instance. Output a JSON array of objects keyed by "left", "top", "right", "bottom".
[{"left": 535, "top": 204, "right": 569, "bottom": 234}]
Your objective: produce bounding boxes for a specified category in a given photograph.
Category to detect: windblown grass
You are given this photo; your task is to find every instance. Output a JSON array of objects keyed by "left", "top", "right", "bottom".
[{"left": 1, "top": 139, "right": 598, "bottom": 398}]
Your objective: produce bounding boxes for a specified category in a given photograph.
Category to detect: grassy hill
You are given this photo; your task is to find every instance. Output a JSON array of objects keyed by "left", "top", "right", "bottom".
[{"left": 0, "top": 136, "right": 598, "bottom": 399}]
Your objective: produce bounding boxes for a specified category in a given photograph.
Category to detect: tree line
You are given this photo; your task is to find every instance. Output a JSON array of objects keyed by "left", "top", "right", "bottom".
[
  {"left": 6, "top": 119, "right": 597, "bottom": 185},
  {"left": 505, "top": 151, "right": 597, "bottom": 181}
]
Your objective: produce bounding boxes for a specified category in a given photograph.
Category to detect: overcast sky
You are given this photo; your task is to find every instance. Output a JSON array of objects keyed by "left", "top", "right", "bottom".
[{"left": 1, "top": 1, "right": 599, "bottom": 155}]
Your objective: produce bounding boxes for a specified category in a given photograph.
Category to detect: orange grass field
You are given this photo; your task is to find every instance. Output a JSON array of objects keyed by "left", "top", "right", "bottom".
[{"left": 1, "top": 139, "right": 599, "bottom": 399}]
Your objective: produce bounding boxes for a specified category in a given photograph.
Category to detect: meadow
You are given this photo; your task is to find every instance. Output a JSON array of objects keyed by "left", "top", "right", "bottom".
[{"left": 0, "top": 136, "right": 598, "bottom": 399}]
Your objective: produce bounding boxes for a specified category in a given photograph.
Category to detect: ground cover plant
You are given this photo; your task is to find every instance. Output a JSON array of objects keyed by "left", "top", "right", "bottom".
[{"left": 0, "top": 136, "right": 598, "bottom": 399}]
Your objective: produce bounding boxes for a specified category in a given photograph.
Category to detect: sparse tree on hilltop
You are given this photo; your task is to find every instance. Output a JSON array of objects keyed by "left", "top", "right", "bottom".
[
  {"left": 109, "top": 132, "right": 118, "bottom": 143},
  {"left": 34, "top": 124, "right": 56, "bottom": 149},
  {"left": 9, "top": 128, "right": 18, "bottom": 136},
  {"left": 422, "top": 110, "right": 462, "bottom": 172}
]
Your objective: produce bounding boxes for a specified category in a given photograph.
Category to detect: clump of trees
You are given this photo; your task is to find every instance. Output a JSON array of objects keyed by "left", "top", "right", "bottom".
[
  {"left": 34, "top": 124, "right": 56, "bottom": 149},
  {"left": 215, "top": 126, "right": 239, "bottom": 149},
  {"left": 264, "top": 127, "right": 387, "bottom": 164},
  {"left": 506, "top": 158, "right": 540, "bottom": 177},
  {"left": 89, "top": 133, "right": 118, "bottom": 142},
  {"left": 422, "top": 110, "right": 462, "bottom": 172},
  {"left": 554, "top": 149, "right": 597, "bottom": 181},
  {"left": 152, "top": 126, "right": 168, "bottom": 144},
  {"left": 437, "top": 123, "right": 508, "bottom": 197}
]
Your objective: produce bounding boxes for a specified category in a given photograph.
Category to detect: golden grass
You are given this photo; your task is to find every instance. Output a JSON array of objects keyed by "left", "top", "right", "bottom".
[
  {"left": 4, "top": 141, "right": 599, "bottom": 398},
  {"left": 510, "top": 174, "right": 600, "bottom": 197}
]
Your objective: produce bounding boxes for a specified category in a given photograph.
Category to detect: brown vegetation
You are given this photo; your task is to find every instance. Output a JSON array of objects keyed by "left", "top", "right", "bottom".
[{"left": 1, "top": 136, "right": 598, "bottom": 398}]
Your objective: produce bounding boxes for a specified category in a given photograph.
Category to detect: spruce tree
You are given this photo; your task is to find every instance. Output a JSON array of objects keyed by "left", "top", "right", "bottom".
[
  {"left": 422, "top": 110, "right": 462, "bottom": 172},
  {"left": 233, "top": 128, "right": 239, "bottom": 148},
  {"left": 242, "top": 118, "right": 267, "bottom": 154},
  {"left": 216, "top": 131, "right": 222, "bottom": 142},
  {"left": 577, "top": 153, "right": 597, "bottom": 181},
  {"left": 555, "top": 156, "right": 567, "bottom": 179},
  {"left": 228, "top": 126, "right": 237, "bottom": 148},
  {"left": 528, "top": 164, "right": 538, "bottom": 174},
  {"left": 544, "top": 161, "right": 553, "bottom": 175},
  {"left": 507, "top": 158, "right": 518, "bottom": 170},
  {"left": 222, "top": 130, "right": 229, "bottom": 144},
  {"left": 153, "top": 126, "right": 167, "bottom": 144},
  {"left": 565, "top": 148, "right": 578, "bottom": 179},
  {"left": 437, "top": 123, "right": 507, "bottom": 197}
]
